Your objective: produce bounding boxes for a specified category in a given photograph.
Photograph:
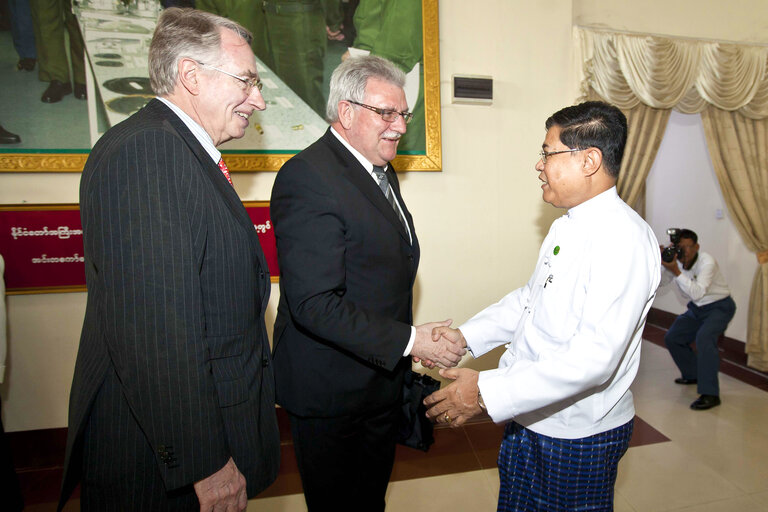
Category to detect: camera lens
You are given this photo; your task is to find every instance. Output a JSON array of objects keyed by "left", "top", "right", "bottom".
[{"left": 661, "top": 246, "right": 676, "bottom": 263}]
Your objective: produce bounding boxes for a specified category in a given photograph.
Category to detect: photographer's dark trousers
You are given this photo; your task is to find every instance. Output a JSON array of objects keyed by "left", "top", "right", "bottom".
[{"left": 665, "top": 296, "right": 736, "bottom": 396}]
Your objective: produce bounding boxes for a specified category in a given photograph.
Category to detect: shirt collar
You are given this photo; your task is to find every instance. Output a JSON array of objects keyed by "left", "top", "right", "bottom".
[
  {"left": 330, "top": 126, "right": 388, "bottom": 176},
  {"left": 567, "top": 186, "right": 619, "bottom": 220},
  {"left": 157, "top": 96, "right": 221, "bottom": 164}
]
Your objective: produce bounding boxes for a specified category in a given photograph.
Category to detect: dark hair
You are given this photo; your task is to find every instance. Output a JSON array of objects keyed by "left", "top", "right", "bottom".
[
  {"left": 545, "top": 101, "right": 627, "bottom": 177},
  {"left": 679, "top": 228, "right": 698, "bottom": 244}
]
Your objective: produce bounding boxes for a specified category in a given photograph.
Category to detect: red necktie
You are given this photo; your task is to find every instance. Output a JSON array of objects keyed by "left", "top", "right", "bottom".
[{"left": 218, "top": 158, "right": 233, "bottom": 185}]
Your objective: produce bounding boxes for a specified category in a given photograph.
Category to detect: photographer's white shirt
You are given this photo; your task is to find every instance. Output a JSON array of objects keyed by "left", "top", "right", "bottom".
[
  {"left": 461, "top": 187, "right": 661, "bottom": 439},
  {"left": 661, "top": 251, "right": 730, "bottom": 306}
]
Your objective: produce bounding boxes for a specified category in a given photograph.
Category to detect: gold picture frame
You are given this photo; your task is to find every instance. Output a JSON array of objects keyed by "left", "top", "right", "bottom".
[{"left": 0, "top": 0, "right": 442, "bottom": 173}]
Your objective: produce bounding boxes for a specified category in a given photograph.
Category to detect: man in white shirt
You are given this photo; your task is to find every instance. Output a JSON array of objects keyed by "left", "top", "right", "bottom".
[
  {"left": 424, "top": 101, "right": 661, "bottom": 511},
  {"left": 661, "top": 229, "right": 735, "bottom": 410}
]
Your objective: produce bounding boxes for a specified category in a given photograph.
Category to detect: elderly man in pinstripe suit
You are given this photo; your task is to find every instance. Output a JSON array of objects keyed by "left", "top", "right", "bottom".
[{"left": 58, "top": 8, "right": 279, "bottom": 511}]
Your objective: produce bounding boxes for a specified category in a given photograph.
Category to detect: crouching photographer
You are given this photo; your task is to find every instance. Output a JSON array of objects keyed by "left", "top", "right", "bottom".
[{"left": 660, "top": 228, "right": 735, "bottom": 410}]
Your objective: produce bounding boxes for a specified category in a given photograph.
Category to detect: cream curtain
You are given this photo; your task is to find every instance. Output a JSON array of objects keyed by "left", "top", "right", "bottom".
[
  {"left": 578, "top": 27, "right": 768, "bottom": 368},
  {"left": 579, "top": 29, "right": 768, "bottom": 117},
  {"left": 618, "top": 101, "right": 670, "bottom": 213},
  {"left": 701, "top": 107, "right": 768, "bottom": 371}
]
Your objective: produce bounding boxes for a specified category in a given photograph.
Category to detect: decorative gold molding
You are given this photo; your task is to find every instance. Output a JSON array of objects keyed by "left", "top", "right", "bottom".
[
  {"left": 400, "top": 0, "right": 442, "bottom": 172},
  {"left": 226, "top": 154, "right": 294, "bottom": 172},
  {"left": 1, "top": 0, "right": 442, "bottom": 173},
  {"left": 0, "top": 154, "right": 88, "bottom": 172},
  {"left": 6, "top": 285, "right": 86, "bottom": 295}
]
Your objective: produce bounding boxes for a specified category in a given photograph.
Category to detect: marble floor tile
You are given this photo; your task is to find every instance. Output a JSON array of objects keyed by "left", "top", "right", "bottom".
[{"left": 616, "top": 442, "right": 742, "bottom": 511}]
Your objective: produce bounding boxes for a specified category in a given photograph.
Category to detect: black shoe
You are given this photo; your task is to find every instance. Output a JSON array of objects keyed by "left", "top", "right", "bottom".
[
  {"left": 41, "top": 80, "right": 72, "bottom": 103},
  {"left": 74, "top": 83, "right": 87, "bottom": 100},
  {"left": 690, "top": 394, "right": 721, "bottom": 410},
  {"left": 0, "top": 125, "right": 21, "bottom": 144},
  {"left": 17, "top": 58, "right": 36, "bottom": 71},
  {"left": 674, "top": 377, "right": 697, "bottom": 385}
]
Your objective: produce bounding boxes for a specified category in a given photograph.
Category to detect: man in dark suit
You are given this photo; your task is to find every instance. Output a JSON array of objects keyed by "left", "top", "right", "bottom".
[
  {"left": 270, "top": 55, "right": 465, "bottom": 511},
  {"left": 59, "top": 8, "right": 279, "bottom": 511}
]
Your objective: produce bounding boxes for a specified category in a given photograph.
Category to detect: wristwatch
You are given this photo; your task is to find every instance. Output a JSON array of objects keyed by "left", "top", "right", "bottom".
[{"left": 477, "top": 392, "right": 487, "bottom": 412}]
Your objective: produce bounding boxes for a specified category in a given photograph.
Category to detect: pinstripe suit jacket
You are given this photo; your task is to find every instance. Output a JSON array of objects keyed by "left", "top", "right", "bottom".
[
  {"left": 270, "top": 129, "right": 419, "bottom": 418},
  {"left": 59, "top": 99, "right": 279, "bottom": 508}
]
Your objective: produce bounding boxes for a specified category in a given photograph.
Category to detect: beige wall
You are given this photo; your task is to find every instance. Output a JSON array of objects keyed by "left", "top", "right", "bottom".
[
  {"left": 573, "top": 0, "right": 768, "bottom": 43},
  {"left": 1, "top": 0, "right": 764, "bottom": 432}
]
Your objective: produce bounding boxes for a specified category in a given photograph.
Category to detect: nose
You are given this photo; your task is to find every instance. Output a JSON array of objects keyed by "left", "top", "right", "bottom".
[
  {"left": 535, "top": 157, "right": 545, "bottom": 172},
  {"left": 249, "top": 86, "right": 266, "bottom": 111},
  {"left": 391, "top": 112, "right": 407, "bottom": 133}
]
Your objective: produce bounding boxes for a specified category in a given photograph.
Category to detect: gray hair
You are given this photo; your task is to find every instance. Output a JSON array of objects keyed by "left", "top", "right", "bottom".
[
  {"left": 325, "top": 55, "right": 406, "bottom": 122},
  {"left": 148, "top": 8, "right": 252, "bottom": 96}
]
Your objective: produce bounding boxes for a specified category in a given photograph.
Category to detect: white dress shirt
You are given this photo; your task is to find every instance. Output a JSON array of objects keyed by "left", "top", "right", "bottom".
[
  {"left": 329, "top": 127, "right": 412, "bottom": 244},
  {"left": 661, "top": 251, "right": 730, "bottom": 306},
  {"left": 461, "top": 187, "right": 661, "bottom": 439},
  {"left": 156, "top": 97, "right": 221, "bottom": 165}
]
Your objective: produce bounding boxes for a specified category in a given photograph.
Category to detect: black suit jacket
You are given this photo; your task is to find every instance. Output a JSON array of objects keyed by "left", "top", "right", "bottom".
[
  {"left": 59, "top": 99, "right": 279, "bottom": 507},
  {"left": 270, "top": 128, "right": 420, "bottom": 417}
]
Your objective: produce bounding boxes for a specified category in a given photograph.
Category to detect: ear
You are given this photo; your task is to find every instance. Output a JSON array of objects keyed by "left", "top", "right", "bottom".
[
  {"left": 178, "top": 58, "right": 202, "bottom": 95},
  {"left": 582, "top": 147, "right": 603, "bottom": 178},
  {"left": 338, "top": 100, "right": 355, "bottom": 130}
]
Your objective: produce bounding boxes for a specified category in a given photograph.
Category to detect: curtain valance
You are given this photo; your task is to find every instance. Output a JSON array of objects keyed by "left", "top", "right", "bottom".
[{"left": 578, "top": 28, "right": 768, "bottom": 119}]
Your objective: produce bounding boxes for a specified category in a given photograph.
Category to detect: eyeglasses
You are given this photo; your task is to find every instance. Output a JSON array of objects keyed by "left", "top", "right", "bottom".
[
  {"left": 538, "top": 148, "right": 584, "bottom": 164},
  {"left": 199, "top": 62, "right": 263, "bottom": 94},
  {"left": 348, "top": 100, "right": 413, "bottom": 124}
]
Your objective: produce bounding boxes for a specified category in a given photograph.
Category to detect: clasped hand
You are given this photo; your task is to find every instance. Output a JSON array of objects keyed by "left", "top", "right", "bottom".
[
  {"left": 423, "top": 366, "right": 482, "bottom": 428},
  {"left": 410, "top": 320, "right": 466, "bottom": 369},
  {"left": 415, "top": 326, "right": 483, "bottom": 427}
]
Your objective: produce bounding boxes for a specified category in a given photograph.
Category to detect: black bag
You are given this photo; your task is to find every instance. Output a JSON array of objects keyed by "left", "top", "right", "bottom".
[{"left": 397, "top": 370, "right": 441, "bottom": 452}]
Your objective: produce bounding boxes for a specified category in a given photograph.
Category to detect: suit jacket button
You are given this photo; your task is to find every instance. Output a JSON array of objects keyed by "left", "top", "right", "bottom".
[
  {"left": 262, "top": 357, "right": 269, "bottom": 367},
  {"left": 259, "top": 270, "right": 265, "bottom": 279}
]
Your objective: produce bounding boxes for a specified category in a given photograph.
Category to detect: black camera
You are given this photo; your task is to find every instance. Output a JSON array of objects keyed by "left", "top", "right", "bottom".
[{"left": 661, "top": 228, "right": 685, "bottom": 263}]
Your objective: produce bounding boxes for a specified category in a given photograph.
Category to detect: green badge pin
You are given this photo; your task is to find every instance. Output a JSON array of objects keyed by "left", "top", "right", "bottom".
[{"left": 553, "top": 245, "right": 560, "bottom": 255}]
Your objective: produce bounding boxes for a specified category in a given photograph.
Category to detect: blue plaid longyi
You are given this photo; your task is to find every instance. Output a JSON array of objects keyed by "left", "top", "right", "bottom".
[{"left": 497, "top": 420, "right": 634, "bottom": 511}]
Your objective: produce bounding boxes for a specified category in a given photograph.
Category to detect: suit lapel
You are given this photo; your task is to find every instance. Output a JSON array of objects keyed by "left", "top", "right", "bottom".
[
  {"left": 151, "top": 101, "right": 270, "bottom": 301},
  {"left": 154, "top": 100, "right": 262, "bottom": 255},
  {"left": 323, "top": 130, "right": 411, "bottom": 244}
]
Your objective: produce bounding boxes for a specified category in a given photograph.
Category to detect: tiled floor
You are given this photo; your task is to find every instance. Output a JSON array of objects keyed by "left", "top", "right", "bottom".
[{"left": 17, "top": 338, "right": 768, "bottom": 511}]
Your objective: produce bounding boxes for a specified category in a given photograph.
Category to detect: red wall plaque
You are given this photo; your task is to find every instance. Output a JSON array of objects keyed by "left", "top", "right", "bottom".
[
  {"left": 0, "top": 202, "right": 278, "bottom": 294},
  {"left": 244, "top": 201, "right": 280, "bottom": 280}
]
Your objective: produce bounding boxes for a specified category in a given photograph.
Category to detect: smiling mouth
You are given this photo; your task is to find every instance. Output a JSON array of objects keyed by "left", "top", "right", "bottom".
[
  {"left": 381, "top": 131, "right": 401, "bottom": 142},
  {"left": 235, "top": 111, "right": 251, "bottom": 120}
]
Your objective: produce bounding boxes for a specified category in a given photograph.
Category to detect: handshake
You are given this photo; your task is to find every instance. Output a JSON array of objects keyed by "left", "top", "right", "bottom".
[
  {"left": 411, "top": 321, "right": 484, "bottom": 428},
  {"left": 410, "top": 320, "right": 467, "bottom": 369}
]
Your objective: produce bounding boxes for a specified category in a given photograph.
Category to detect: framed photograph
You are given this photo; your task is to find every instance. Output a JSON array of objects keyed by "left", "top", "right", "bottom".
[
  {"left": 0, "top": 201, "right": 278, "bottom": 294},
  {"left": 0, "top": 0, "right": 441, "bottom": 173}
]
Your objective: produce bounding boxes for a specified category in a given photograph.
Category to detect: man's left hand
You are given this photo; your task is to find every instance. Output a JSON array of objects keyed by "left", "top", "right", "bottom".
[
  {"left": 661, "top": 256, "right": 681, "bottom": 275},
  {"left": 193, "top": 457, "right": 247, "bottom": 512},
  {"left": 424, "top": 368, "right": 483, "bottom": 427}
]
